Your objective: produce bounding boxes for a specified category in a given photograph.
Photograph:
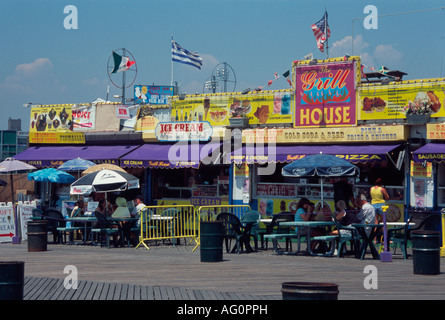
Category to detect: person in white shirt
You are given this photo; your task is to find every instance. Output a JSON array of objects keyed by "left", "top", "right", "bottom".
[
  {"left": 132, "top": 195, "right": 146, "bottom": 227},
  {"left": 356, "top": 194, "right": 376, "bottom": 236}
]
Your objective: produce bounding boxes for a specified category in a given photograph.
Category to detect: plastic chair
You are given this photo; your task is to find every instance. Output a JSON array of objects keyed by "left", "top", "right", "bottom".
[
  {"left": 332, "top": 216, "right": 361, "bottom": 258},
  {"left": 44, "top": 209, "right": 65, "bottom": 244},
  {"left": 56, "top": 214, "right": 82, "bottom": 244},
  {"left": 91, "top": 211, "right": 120, "bottom": 248},
  {"left": 241, "top": 210, "right": 261, "bottom": 251},
  {"left": 387, "top": 216, "right": 413, "bottom": 259},
  {"left": 32, "top": 208, "right": 45, "bottom": 220},
  {"left": 259, "top": 212, "right": 296, "bottom": 251},
  {"left": 216, "top": 212, "right": 244, "bottom": 254}
]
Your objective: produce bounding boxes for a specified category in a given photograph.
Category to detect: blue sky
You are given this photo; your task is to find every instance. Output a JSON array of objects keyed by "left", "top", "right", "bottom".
[{"left": 1, "top": 0, "right": 444, "bottom": 131}]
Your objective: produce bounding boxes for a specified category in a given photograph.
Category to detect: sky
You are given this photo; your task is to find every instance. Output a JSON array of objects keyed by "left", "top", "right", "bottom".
[{"left": 0, "top": 0, "right": 444, "bottom": 131}]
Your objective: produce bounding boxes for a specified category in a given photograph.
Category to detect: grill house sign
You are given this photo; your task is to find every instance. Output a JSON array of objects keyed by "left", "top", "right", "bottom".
[{"left": 155, "top": 121, "right": 213, "bottom": 141}]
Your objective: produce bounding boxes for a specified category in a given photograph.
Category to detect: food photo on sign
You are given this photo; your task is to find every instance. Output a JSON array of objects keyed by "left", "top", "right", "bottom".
[
  {"left": 358, "top": 79, "right": 445, "bottom": 121},
  {"left": 30, "top": 105, "right": 73, "bottom": 132}
]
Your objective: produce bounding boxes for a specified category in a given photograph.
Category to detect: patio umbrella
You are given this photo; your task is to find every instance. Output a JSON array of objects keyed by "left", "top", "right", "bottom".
[
  {"left": 57, "top": 157, "right": 96, "bottom": 172},
  {"left": 0, "top": 157, "right": 36, "bottom": 203},
  {"left": 28, "top": 168, "right": 76, "bottom": 207},
  {"left": 28, "top": 168, "right": 76, "bottom": 184},
  {"left": 70, "top": 169, "right": 140, "bottom": 195},
  {"left": 81, "top": 163, "right": 126, "bottom": 176},
  {"left": 282, "top": 152, "right": 359, "bottom": 206}
]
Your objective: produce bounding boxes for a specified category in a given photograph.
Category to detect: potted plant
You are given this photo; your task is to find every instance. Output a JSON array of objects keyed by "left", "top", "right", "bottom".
[
  {"left": 404, "top": 93, "right": 433, "bottom": 124},
  {"left": 228, "top": 100, "right": 249, "bottom": 127}
]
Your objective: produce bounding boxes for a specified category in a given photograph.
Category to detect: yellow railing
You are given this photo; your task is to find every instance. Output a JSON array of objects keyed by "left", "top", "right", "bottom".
[
  {"left": 193, "top": 205, "right": 251, "bottom": 251},
  {"left": 135, "top": 204, "right": 252, "bottom": 251},
  {"left": 136, "top": 205, "right": 196, "bottom": 250}
]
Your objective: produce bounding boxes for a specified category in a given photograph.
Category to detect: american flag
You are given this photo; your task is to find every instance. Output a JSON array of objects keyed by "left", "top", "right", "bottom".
[{"left": 311, "top": 11, "right": 331, "bottom": 53}]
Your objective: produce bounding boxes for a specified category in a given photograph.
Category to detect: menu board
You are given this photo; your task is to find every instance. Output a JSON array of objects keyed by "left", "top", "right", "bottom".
[
  {"left": 171, "top": 90, "right": 293, "bottom": 127},
  {"left": 359, "top": 79, "right": 445, "bottom": 121}
]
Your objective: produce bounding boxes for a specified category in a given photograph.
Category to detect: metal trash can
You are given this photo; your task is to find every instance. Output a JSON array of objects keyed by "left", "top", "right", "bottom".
[
  {"left": 0, "top": 261, "right": 24, "bottom": 300},
  {"left": 412, "top": 230, "right": 440, "bottom": 275},
  {"left": 200, "top": 221, "right": 223, "bottom": 262},
  {"left": 27, "top": 220, "right": 48, "bottom": 252},
  {"left": 281, "top": 282, "right": 339, "bottom": 300}
]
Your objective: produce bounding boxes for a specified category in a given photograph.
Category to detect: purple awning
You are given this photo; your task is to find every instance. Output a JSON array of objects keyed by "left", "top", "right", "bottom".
[
  {"left": 14, "top": 145, "right": 140, "bottom": 168},
  {"left": 228, "top": 144, "right": 401, "bottom": 164},
  {"left": 120, "top": 142, "right": 223, "bottom": 169},
  {"left": 413, "top": 143, "right": 445, "bottom": 163}
]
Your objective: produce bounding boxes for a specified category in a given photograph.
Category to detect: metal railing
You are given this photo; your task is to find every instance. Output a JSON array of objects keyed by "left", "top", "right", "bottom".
[{"left": 136, "top": 204, "right": 252, "bottom": 251}]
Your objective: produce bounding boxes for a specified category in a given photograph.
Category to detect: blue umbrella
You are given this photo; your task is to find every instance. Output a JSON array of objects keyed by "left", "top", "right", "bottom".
[
  {"left": 282, "top": 153, "right": 359, "bottom": 205},
  {"left": 28, "top": 168, "right": 76, "bottom": 184},
  {"left": 57, "top": 157, "right": 96, "bottom": 172}
]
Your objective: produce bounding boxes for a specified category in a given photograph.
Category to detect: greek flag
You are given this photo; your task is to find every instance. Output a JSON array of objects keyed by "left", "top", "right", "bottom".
[{"left": 172, "top": 40, "right": 203, "bottom": 70}]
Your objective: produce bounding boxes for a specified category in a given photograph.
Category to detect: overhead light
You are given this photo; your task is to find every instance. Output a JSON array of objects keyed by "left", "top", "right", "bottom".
[
  {"left": 241, "top": 88, "right": 250, "bottom": 95},
  {"left": 309, "top": 59, "right": 318, "bottom": 65}
]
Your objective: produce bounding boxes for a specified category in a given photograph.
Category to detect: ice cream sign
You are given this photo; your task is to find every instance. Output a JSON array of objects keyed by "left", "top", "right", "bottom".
[
  {"left": 155, "top": 121, "right": 213, "bottom": 141},
  {"left": 294, "top": 59, "right": 357, "bottom": 127}
]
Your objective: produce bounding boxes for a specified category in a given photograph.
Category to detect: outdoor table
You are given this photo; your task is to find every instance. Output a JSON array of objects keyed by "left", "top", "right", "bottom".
[
  {"left": 107, "top": 217, "right": 138, "bottom": 247},
  {"left": 353, "top": 222, "right": 416, "bottom": 260},
  {"left": 352, "top": 223, "right": 382, "bottom": 260},
  {"left": 67, "top": 216, "right": 97, "bottom": 244},
  {"left": 280, "top": 221, "right": 335, "bottom": 256},
  {"left": 239, "top": 220, "right": 258, "bottom": 253}
]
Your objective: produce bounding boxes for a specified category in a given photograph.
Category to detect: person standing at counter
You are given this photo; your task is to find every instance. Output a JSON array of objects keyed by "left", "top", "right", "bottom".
[
  {"left": 333, "top": 177, "right": 357, "bottom": 211},
  {"left": 370, "top": 178, "right": 389, "bottom": 220}
]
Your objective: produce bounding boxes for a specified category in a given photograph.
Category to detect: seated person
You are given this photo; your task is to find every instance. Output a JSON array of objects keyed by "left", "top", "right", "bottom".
[
  {"left": 95, "top": 199, "right": 113, "bottom": 216},
  {"left": 71, "top": 199, "right": 84, "bottom": 217},
  {"left": 331, "top": 200, "right": 359, "bottom": 236},
  {"left": 111, "top": 197, "right": 131, "bottom": 218}
]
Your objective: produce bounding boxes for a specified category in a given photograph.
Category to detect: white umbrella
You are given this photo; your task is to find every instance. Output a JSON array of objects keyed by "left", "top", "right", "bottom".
[
  {"left": 70, "top": 169, "right": 139, "bottom": 195},
  {"left": 0, "top": 157, "right": 36, "bottom": 203}
]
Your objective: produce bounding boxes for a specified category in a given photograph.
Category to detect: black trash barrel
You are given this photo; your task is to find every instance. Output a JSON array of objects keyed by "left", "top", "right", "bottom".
[
  {"left": 200, "top": 221, "right": 223, "bottom": 262},
  {"left": 281, "top": 282, "right": 339, "bottom": 300},
  {"left": 27, "top": 220, "right": 48, "bottom": 252},
  {"left": 0, "top": 261, "right": 24, "bottom": 300},
  {"left": 412, "top": 230, "right": 440, "bottom": 275}
]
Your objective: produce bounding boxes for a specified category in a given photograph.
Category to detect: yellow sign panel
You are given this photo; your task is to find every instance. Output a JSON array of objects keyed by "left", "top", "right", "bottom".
[
  {"left": 29, "top": 132, "right": 85, "bottom": 144},
  {"left": 243, "top": 125, "right": 407, "bottom": 144},
  {"left": 29, "top": 105, "right": 84, "bottom": 144},
  {"left": 358, "top": 78, "right": 445, "bottom": 121},
  {"left": 171, "top": 90, "right": 293, "bottom": 127},
  {"left": 30, "top": 105, "right": 73, "bottom": 132},
  {"left": 427, "top": 123, "right": 445, "bottom": 140}
]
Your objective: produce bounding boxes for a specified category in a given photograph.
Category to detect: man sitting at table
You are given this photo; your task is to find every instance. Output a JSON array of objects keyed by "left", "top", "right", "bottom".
[
  {"left": 356, "top": 194, "right": 376, "bottom": 236},
  {"left": 131, "top": 195, "right": 146, "bottom": 227},
  {"left": 331, "top": 200, "right": 359, "bottom": 237},
  {"left": 111, "top": 197, "right": 131, "bottom": 218}
]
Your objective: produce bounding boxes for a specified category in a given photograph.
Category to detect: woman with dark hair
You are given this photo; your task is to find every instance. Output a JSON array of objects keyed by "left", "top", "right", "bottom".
[
  {"left": 370, "top": 178, "right": 389, "bottom": 220},
  {"left": 294, "top": 197, "right": 325, "bottom": 251}
]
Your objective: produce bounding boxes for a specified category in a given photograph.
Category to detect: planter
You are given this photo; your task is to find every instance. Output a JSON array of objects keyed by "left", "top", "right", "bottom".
[
  {"left": 229, "top": 117, "right": 249, "bottom": 128},
  {"left": 406, "top": 112, "right": 431, "bottom": 124}
]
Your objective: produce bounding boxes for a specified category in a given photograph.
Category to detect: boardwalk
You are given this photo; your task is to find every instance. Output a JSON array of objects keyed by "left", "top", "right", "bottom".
[{"left": 1, "top": 239, "right": 445, "bottom": 301}]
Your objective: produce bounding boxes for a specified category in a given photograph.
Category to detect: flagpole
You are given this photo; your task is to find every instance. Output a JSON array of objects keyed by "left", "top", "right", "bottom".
[
  {"left": 325, "top": 10, "right": 329, "bottom": 59},
  {"left": 171, "top": 34, "right": 174, "bottom": 87},
  {"left": 122, "top": 48, "right": 126, "bottom": 104}
]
